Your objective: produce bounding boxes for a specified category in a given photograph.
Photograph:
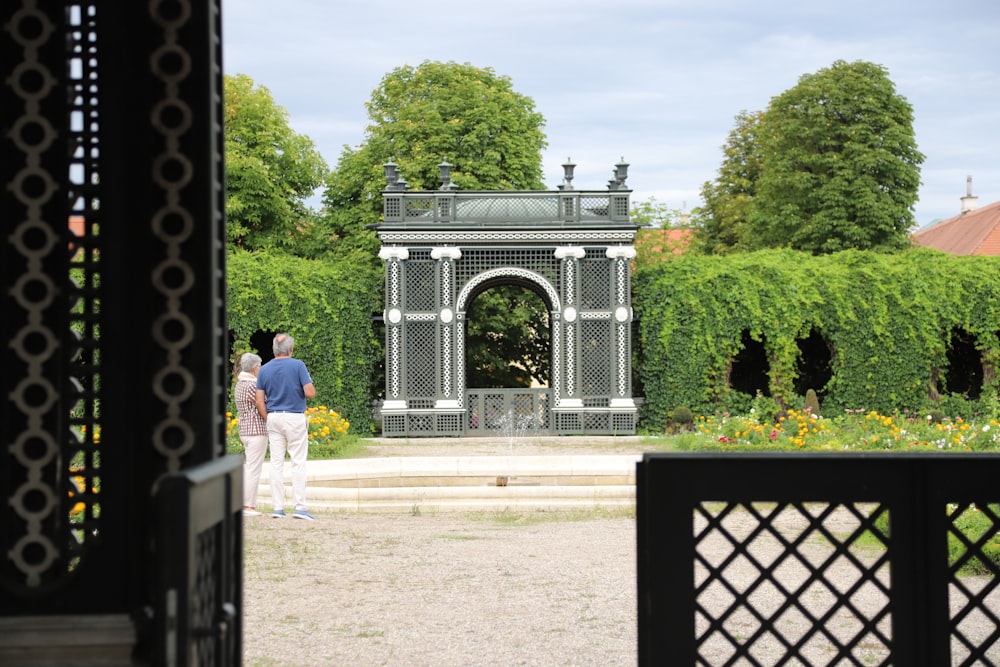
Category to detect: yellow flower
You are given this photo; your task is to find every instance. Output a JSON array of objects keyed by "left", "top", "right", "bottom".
[{"left": 69, "top": 475, "right": 86, "bottom": 515}]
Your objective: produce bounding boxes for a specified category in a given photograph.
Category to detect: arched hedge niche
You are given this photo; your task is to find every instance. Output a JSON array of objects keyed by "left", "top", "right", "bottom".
[
  {"left": 250, "top": 329, "right": 279, "bottom": 365},
  {"left": 794, "top": 328, "right": 833, "bottom": 399},
  {"left": 730, "top": 330, "right": 770, "bottom": 398},
  {"left": 228, "top": 329, "right": 277, "bottom": 383},
  {"left": 633, "top": 249, "right": 1000, "bottom": 425},
  {"left": 945, "top": 327, "right": 984, "bottom": 400}
]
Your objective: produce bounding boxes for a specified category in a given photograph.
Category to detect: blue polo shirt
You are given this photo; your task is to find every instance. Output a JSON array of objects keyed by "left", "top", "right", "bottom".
[{"left": 257, "top": 357, "right": 312, "bottom": 413}]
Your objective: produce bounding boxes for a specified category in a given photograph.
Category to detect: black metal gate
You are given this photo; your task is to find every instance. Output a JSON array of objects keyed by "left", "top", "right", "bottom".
[
  {"left": 637, "top": 453, "right": 1000, "bottom": 666},
  {"left": 2, "top": 1, "right": 234, "bottom": 664},
  {"left": 154, "top": 457, "right": 243, "bottom": 667}
]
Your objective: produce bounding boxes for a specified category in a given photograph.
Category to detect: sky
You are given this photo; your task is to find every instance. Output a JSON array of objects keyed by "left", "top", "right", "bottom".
[{"left": 223, "top": 0, "right": 1000, "bottom": 227}]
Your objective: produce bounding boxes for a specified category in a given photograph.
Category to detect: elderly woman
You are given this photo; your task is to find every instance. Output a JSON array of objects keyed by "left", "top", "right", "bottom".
[{"left": 234, "top": 352, "right": 266, "bottom": 516}]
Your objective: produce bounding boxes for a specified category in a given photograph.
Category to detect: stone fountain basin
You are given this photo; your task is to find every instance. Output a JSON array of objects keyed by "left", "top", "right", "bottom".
[
  {"left": 258, "top": 455, "right": 642, "bottom": 513},
  {"left": 310, "top": 455, "right": 641, "bottom": 488}
]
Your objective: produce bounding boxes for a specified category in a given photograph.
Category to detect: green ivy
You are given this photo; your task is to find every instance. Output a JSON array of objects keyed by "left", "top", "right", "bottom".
[
  {"left": 634, "top": 248, "right": 1000, "bottom": 426},
  {"left": 227, "top": 249, "right": 383, "bottom": 433}
]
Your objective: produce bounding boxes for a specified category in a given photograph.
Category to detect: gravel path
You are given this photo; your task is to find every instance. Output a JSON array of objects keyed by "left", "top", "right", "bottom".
[
  {"left": 242, "top": 511, "right": 637, "bottom": 667},
  {"left": 242, "top": 438, "right": 1000, "bottom": 666},
  {"left": 243, "top": 439, "right": 643, "bottom": 667}
]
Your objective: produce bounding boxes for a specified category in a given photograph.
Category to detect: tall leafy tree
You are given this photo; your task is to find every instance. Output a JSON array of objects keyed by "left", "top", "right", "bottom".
[
  {"left": 631, "top": 197, "right": 686, "bottom": 229},
  {"left": 748, "top": 60, "right": 924, "bottom": 254},
  {"left": 695, "top": 61, "right": 924, "bottom": 255},
  {"left": 690, "top": 110, "right": 764, "bottom": 254},
  {"left": 322, "top": 61, "right": 547, "bottom": 248},
  {"left": 224, "top": 74, "right": 329, "bottom": 255},
  {"left": 323, "top": 61, "right": 550, "bottom": 390}
]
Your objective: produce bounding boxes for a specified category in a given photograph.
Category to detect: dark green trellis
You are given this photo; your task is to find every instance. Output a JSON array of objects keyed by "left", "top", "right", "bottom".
[{"left": 375, "top": 160, "right": 641, "bottom": 436}]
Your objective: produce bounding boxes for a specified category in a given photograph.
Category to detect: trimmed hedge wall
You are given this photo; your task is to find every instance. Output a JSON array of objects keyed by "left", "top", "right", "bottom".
[
  {"left": 227, "top": 250, "right": 383, "bottom": 433},
  {"left": 634, "top": 248, "right": 1000, "bottom": 425},
  {"left": 227, "top": 246, "right": 1000, "bottom": 434}
]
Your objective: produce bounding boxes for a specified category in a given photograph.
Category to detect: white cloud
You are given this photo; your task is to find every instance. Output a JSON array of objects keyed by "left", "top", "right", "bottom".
[{"left": 224, "top": 0, "right": 1000, "bottom": 224}]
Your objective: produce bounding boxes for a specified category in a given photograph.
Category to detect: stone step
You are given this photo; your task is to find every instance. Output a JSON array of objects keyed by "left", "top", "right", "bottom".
[{"left": 255, "top": 455, "right": 642, "bottom": 513}]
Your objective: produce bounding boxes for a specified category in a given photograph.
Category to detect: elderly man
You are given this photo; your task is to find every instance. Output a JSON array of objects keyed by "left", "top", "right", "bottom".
[{"left": 255, "top": 333, "right": 316, "bottom": 520}]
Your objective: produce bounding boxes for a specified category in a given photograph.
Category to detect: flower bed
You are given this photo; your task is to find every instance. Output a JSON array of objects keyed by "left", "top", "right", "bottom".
[{"left": 686, "top": 408, "right": 1000, "bottom": 452}]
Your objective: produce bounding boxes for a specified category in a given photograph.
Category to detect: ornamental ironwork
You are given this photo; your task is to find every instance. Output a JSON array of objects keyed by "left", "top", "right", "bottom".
[
  {"left": 638, "top": 453, "right": 1000, "bottom": 666},
  {"left": 375, "top": 160, "right": 639, "bottom": 436},
  {"left": 2, "top": 2, "right": 238, "bottom": 663}
]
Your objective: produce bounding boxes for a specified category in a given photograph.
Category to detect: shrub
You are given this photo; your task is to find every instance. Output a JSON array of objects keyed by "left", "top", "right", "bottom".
[
  {"left": 306, "top": 406, "right": 352, "bottom": 456},
  {"left": 227, "top": 249, "right": 382, "bottom": 434},
  {"left": 751, "top": 392, "right": 782, "bottom": 423},
  {"left": 225, "top": 405, "right": 354, "bottom": 458},
  {"left": 804, "top": 389, "right": 821, "bottom": 416},
  {"left": 670, "top": 406, "right": 694, "bottom": 432},
  {"left": 927, "top": 409, "right": 946, "bottom": 424}
]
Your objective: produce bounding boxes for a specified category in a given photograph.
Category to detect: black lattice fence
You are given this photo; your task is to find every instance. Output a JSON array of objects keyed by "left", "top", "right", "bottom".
[
  {"left": 154, "top": 456, "right": 242, "bottom": 667},
  {"left": 637, "top": 453, "right": 1000, "bottom": 666}
]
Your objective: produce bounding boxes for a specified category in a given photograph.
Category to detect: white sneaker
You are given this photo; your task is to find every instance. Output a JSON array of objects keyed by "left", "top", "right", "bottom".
[{"left": 242, "top": 508, "right": 261, "bottom": 517}]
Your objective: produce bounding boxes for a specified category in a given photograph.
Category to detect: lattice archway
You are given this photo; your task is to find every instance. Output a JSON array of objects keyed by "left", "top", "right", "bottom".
[
  {"left": 375, "top": 162, "right": 639, "bottom": 436},
  {"left": 456, "top": 267, "right": 562, "bottom": 312},
  {"left": 458, "top": 270, "right": 556, "bottom": 385}
]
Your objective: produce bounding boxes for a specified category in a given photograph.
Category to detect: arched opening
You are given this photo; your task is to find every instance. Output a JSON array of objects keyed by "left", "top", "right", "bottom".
[
  {"left": 794, "top": 328, "right": 833, "bottom": 398},
  {"left": 249, "top": 329, "right": 280, "bottom": 365},
  {"left": 465, "top": 282, "right": 551, "bottom": 389},
  {"left": 944, "top": 328, "right": 983, "bottom": 400},
  {"left": 229, "top": 329, "right": 277, "bottom": 379},
  {"left": 463, "top": 277, "right": 553, "bottom": 433},
  {"left": 730, "top": 329, "right": 770, "bottom": 398}
]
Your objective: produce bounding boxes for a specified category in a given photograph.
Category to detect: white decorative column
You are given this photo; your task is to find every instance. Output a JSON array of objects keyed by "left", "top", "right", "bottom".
[
  {"left": 606, "top": 246, "right": 637, "bottom": 409},
  {"left": 431, "top": 246, "right": 462, "bottom": 409},
  {"left": 379, "top": 246, "right": 409, "bottom": 410},
  {"left": 554, "top": 246, "right": 586, "bottom": 409}
]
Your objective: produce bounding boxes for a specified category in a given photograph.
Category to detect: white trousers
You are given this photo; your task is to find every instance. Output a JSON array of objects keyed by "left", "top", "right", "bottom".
[
  {"left": 241, "top": 433, "right": 268, "bottom": 508},
  {"left": 266, "top": 412, "right": 309, "bottom": 511}
]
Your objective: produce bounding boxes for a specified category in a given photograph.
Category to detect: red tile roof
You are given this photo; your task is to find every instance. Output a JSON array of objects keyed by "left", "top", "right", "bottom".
[
  {"left": 912, "top": 200, "right": 1000, "bottom": 255},
  {"left": 636, "top": 228, "right": 693, "bottom": 255},
  {"left": 69, "top": 215, "right": 85, "bottom": 238}
]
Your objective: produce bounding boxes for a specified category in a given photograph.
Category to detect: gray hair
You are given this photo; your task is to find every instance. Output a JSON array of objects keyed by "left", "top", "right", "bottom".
[
  {"left": 239, "top": 352, "right": 262, "bottom": 373},
  {"left": 273, "top": 333, "right": 295, "bottom": 356}
]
